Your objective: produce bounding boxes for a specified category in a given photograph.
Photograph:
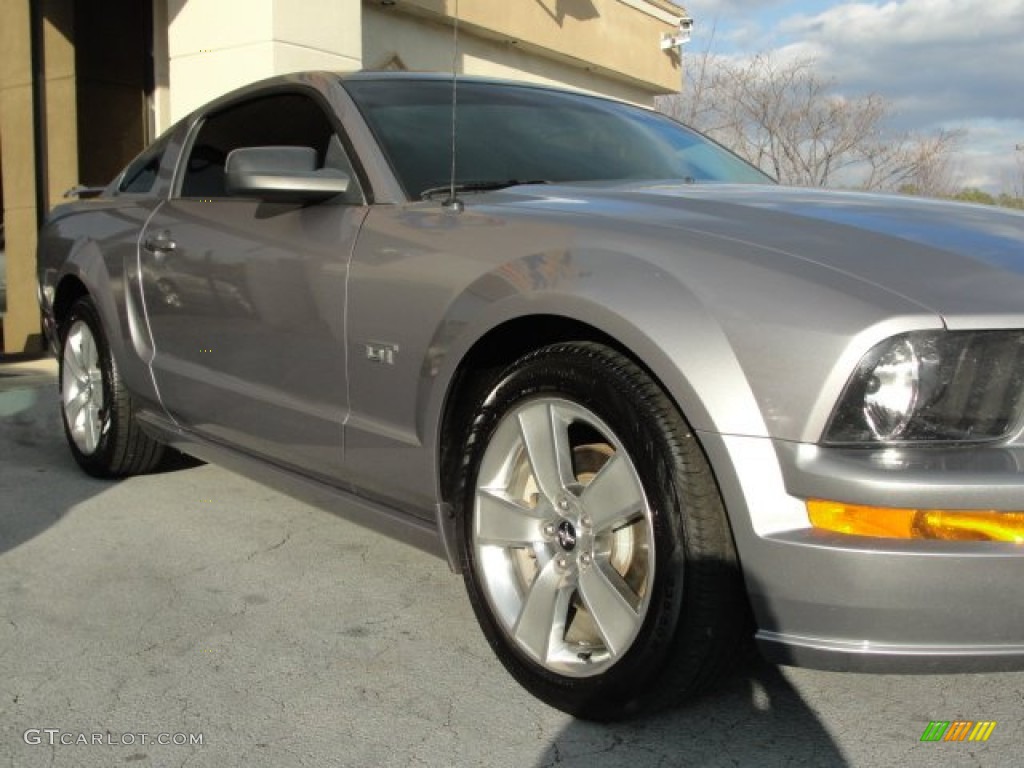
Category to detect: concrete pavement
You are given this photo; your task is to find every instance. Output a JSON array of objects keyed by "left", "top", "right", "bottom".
[{"left": 1, "top": 360, "right": 1022, "bottom": 767}]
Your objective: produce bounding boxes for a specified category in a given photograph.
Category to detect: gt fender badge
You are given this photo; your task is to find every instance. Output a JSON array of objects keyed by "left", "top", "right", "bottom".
[{"left": 365, "top": 342, "right": 399, "bottom": 366}]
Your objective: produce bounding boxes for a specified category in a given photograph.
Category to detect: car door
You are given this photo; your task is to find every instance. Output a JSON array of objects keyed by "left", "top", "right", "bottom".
[{"left": 140, "top": 89, "right": 368, "bottom": 481}]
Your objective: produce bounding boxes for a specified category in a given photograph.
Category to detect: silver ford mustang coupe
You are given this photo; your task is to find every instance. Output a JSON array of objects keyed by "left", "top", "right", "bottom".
[{"left": 37, "top": 71, "right": 1024, "bottom": 720}]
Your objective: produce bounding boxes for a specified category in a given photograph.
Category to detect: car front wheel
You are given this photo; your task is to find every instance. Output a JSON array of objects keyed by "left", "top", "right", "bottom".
[
  {"left": 456, "top": 342, "right": 747, "bottom": 720},
  {"left": 59, "top": 296, "right": 165, "bottom": 478}
]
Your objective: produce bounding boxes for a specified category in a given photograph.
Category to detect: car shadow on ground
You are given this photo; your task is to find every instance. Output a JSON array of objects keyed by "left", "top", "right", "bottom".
[
  {"left": 0, "top": 380, "right": 96, "bottom": 555},
  {"left": 530, "top": 552, "right": 847, "bottom": 768},
  {"left": 0, "top": 376, "right": 199, "bottom": 557},
  {"left": 535, "top": 652, "right": 846, "bottom": 767}
]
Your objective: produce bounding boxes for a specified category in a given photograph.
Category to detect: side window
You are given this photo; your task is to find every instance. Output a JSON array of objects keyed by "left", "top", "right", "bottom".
[
  {"left": 118, "top": 136, "right": 170, "bottom": 194},
  {"left": 179, "top": 91, "right": 363, "bottom": 203}
]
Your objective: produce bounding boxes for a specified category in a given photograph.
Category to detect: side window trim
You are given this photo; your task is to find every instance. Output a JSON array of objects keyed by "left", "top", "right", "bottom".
[
  {"left": 116, "top": 133, "right": 172, "bottom": 195},
  {"left": 172, "top": 85, "right": 368, "bottom": 205},
  {"left": 171, "top": 113, "right": 206, "bottom": 199}
]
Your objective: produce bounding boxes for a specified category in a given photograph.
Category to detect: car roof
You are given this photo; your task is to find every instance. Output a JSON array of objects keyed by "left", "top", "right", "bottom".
[
  {"left": 339, "top": 70, "right": 550, "bottom": 88},
  {"left": 188, "top": 70, "right": 632, "bottom": 119}
]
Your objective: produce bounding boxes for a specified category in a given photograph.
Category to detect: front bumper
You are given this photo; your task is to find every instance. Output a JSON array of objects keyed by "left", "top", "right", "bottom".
[
  {"left": 701, "top": 433, "right": 1024, "bottom": 673},
  {"left": 750, "top": 528, "right": 1024, "bottom": 672}
]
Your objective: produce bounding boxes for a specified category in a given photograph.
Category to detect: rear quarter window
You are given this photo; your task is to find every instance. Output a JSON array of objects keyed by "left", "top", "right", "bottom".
[{"left": 118, "top": 137, "right": 170, "bottom": 194}]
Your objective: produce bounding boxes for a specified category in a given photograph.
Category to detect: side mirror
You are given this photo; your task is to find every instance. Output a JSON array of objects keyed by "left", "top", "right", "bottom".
[{"left": 225, "top": 146, "right": 349, "bottom": 202}]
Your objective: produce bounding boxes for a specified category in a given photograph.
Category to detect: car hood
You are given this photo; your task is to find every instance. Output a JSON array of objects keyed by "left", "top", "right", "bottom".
[{"left": 499, "top": 182, "right": 1024, "bottom": 328}]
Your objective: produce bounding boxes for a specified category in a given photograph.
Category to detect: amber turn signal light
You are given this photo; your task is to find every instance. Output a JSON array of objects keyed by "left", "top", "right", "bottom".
[{"left": 807, "top": 500, "right": 1024, "bottom": 542}]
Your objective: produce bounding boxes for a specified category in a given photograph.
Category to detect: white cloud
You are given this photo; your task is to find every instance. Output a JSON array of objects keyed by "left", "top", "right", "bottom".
[
  {"left": 683, "top": 0, "right": 1024, "bottom": 192},
  {"left": 680, "top": 0, "right": 797, "bottom": 50},
  {"left": 946, "top": 118, "right": 1024, "bottom": 193},
  {"left": 781, "top": 0, "right": 1024, "bottom": 47}
]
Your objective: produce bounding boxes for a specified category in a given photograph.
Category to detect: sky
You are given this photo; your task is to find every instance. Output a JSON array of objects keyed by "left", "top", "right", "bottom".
[{"left": 672, "top": 0, "right": 1024, "bottom": 193}]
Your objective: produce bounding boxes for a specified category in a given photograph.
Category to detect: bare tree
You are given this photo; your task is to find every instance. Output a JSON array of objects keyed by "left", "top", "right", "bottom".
[
  {"left": 658, "top": 51, "right": 963, "bottom": 194},
  {"left": 860, "top": 127, "right": 963, "bottom": 197}
]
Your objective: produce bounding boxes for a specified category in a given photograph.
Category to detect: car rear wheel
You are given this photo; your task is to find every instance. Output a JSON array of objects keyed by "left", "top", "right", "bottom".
[
  {"left": 456, "top": 342, "right": 747, "bottom": 720},
  {"left": 60, "top": 296, "right": 165, "bottom": 477}
]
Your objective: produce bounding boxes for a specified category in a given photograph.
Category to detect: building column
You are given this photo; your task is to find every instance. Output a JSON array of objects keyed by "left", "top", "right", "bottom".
[
  {"left": 166, "top": 0, "right": 363, "bottom": 122},
  {"left": 41, "top": 0, "right": 79, "bottom": 209},
  {"left": 0, "top": 0, "right": 79, "bottom": 355},
  {"left": 0, "top": 1, "right": 41, "bottom": 354}
]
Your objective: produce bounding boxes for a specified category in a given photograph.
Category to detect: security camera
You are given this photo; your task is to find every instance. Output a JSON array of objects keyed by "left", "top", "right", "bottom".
[{"left": 661, "top": 16, "right": 694, "bottom": 50}]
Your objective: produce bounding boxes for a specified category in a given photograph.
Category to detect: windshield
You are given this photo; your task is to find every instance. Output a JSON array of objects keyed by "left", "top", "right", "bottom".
[{"left": 344, "top": 78, "right": 772, "bottom": 200}]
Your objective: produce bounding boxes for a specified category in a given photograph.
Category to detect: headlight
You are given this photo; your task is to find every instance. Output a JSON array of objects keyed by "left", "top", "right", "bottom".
[{"left": 825, "top": 330, "right": 1024, "bottom": 444}]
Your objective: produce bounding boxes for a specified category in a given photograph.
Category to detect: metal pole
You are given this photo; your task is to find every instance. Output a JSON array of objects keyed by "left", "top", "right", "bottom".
[{"left": 29, "top": 0, "right": 49, "bottom": 227}]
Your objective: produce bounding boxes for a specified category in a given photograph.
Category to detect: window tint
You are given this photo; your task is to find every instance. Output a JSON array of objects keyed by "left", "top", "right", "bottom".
[
  {"left": 118, "top": 136, "right": 170, "bottom": 194},
  {"left": 179, "top": 91, "right": 362, "bottom": 203},
  {"left": 345, "top": 80, "right": 771, "bottom": 199}
]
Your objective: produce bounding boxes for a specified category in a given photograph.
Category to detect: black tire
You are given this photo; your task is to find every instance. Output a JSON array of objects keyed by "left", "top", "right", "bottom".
[
  {"left": 59, "top": 296, "right": 165, "bottom": 478},
  {"left": 456, "top": 342, "right": 747, "bottom": 720}
]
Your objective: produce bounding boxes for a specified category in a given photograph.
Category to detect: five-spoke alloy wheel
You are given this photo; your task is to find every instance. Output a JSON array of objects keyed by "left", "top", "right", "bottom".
[
  {"left": 61, "top": 316, "right": 106, "bottom": 456},
  {"left": 59, "top": 296, "right": 165, "bottom": 477},
  {"left": 472, "top": 398, "right": 655, "bottom": 678},
  {"left": 457, "top": 342, "right": 746, "bottom": 720}
]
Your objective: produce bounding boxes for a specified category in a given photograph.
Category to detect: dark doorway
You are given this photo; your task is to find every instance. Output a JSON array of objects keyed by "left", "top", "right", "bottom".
[{"left": 75, "top": 0, "right": 154, "bottom": 186}]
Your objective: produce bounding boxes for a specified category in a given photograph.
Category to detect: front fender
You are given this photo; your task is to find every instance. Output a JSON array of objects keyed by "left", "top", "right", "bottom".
[{"left": 422, "top": 247, "right": 770, "bottom": 448}]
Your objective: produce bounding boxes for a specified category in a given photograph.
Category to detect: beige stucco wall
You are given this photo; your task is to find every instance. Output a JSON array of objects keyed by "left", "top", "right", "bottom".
[
  {"left": 40, "top": 1, "right": 79, "bottom": 210},
  {"left": 166, "top": 0, "right": 364, "bottom": 121},
  {"left": 379, "top": 0, "right": 684, "bottom": 100},
  {"left": 0, "top": 0, "right": 39, "bottom": 353},
  {"left": 362, "top": 5, "right": 655, "bottom": 104},
  {"left": 0, "top": 0, "right": 76, "bottom": 353}
]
